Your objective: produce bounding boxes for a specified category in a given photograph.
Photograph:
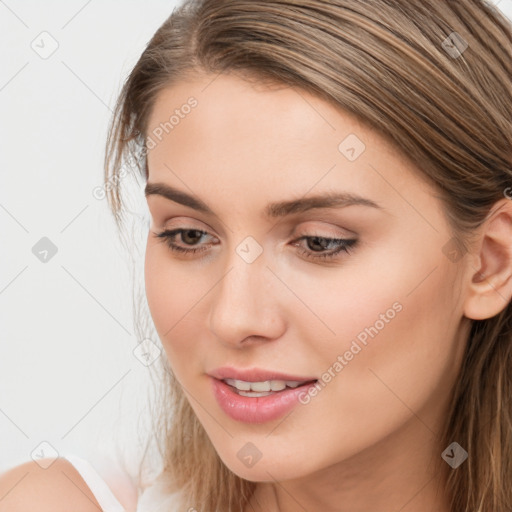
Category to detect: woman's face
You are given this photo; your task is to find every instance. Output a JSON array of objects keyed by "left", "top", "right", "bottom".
[{"left": 144, "top": 71, "right": 471, "bottom": 482}]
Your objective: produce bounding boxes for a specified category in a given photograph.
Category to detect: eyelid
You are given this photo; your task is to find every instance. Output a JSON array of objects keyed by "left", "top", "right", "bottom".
[
  {"left": 292, "top": 221, "right": 356, "bottom": 239},
  {"left": 156, "top": 216, "right": 216, "bottom": 234}
]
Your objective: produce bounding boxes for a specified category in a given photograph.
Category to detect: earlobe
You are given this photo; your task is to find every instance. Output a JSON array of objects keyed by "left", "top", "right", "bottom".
[{"left": 463, "top": 199, "right": 512, "bottom": 321}]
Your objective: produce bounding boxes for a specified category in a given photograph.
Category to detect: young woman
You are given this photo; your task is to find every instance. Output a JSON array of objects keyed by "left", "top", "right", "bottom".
[{"left": 2, "top": 1, "right": 511, "bottom": 511}]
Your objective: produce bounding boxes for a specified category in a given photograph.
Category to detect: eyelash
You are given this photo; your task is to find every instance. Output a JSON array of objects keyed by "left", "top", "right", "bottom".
[{"left": 153, "top": 228, "right": 357, "bottom": 261}]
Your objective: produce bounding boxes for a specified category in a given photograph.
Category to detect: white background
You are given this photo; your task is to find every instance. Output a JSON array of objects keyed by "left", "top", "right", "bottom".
[
  {"left": 1, "top": 0, "right": 511, "bottom": 482},
  {"left": 0, "top": 0, "right": 180, "bottom": 482}
]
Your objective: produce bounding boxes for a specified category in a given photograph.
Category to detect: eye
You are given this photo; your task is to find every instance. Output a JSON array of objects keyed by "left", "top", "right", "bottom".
[
  {"left": 153, "top": 228, "right": 215, "bottom": 255},
  {"left": 152, "top": 228, "right": 357, "bottom": 261},
  {"left": 291, "top": 235, "right": 357, "bottom": 261}
]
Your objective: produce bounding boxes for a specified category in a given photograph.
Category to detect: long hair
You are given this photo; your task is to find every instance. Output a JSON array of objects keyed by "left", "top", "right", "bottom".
[{"left": 104, "top": 1, "right": 512, "bottom": 510}]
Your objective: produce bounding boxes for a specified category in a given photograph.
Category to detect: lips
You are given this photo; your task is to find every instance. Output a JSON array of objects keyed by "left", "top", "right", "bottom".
[
  {"left": 208, "top": 366, "right": 318, "bottom": 423},
  {"left": 211, "top": 377, "right": 317, "bottom": 423},
  {"left": 208, "top": 366, "right": 317, "bottom": 383}
]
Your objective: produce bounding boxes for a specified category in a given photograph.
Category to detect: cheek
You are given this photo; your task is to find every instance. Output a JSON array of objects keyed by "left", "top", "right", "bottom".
[
  {"left": 144, "top": 243, "right": 214, "bottom": 373},
  {"left": 273, "top": 255, "right": 461, "bottom": 467},
  {"left": 144, "top": 247, "right": 174, "bottom": 334},
  {"left": 144, "top": 245, "right": 190, "bottom": 346},
  {"left": 295, "top": 233, "right": 459, "bottom": 369},
  {"left": 301, "top": 245, "right": 460, "bottom": 421}
]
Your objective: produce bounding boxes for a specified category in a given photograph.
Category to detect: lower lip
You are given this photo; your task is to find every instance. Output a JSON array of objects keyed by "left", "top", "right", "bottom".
[{"left": 210, "top": 377, "right": 317, "bottom": 424}]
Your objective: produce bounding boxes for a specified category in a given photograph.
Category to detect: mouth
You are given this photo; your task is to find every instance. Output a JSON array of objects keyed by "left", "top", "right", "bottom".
[{"left": 210, "top": 374, "right": 320, "bottom": 423}]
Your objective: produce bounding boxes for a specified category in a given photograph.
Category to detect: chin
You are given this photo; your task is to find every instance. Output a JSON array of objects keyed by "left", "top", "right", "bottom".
[{"left": 217, "top": 449, "right": 311, "bottom": 483}]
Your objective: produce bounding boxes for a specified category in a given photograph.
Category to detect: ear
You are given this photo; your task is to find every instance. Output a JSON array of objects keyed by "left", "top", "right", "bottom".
[{"left": 464, "top": 198, "right": 512, "bottom": 320}]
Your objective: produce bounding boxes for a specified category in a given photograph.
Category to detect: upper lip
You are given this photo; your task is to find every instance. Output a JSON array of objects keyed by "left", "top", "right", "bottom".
[{"left": 208, "top": 366, "right": 318, "bottom": 382}]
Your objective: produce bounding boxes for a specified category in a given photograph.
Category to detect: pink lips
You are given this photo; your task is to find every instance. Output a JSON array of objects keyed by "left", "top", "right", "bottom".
[
  {"left": 208, "top": 366, "right": 317, "bottom": 383},
  {"left": 208, "top": 366, "right": 318, "bottom": 424}
]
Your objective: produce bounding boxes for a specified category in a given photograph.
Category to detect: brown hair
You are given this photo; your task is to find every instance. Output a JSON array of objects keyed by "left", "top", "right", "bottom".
[{"left": 104, "top": 1, "right": 512, "bottom": 510}]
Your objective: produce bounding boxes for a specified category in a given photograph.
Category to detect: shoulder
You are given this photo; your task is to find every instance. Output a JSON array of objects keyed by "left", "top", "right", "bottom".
[{"left": 0, "top": 457, "right": 102, "bottom": 512}]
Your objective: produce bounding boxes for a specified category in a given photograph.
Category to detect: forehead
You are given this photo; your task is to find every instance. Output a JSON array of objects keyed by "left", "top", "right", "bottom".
[
  {"left": 147, "top": 72, "right": 370, "bottom": 156},
  {"left": 144, "top": 72, "right": 436, "bottom": 220}
]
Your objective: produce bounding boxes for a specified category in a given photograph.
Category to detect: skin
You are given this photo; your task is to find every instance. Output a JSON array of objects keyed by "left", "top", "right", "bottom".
[
  {"left": 0, "top": 458, "right": 106, "bottom": 512},
  {"left": 143, "top": 71, "right": 512, "bottom": 512}
]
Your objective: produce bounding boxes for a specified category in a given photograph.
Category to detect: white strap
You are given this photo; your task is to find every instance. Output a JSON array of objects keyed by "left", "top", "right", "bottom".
[{"left": 62, "top": 453, "right": 126, "bottom": 512}]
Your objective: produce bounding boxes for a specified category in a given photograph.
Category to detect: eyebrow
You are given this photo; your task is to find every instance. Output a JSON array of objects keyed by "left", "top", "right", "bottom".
[{"left": 144, "top": 182, "right": 383, "bottom": 218}]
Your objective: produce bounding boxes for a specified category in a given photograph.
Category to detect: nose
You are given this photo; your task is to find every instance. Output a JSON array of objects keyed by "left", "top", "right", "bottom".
[{"left": 208, "top": 254, "right": 287, "bottom": 348}]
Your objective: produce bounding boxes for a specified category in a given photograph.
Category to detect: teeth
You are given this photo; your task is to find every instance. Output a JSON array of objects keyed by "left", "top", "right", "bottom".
[
  {"left": 251, "top": 381, "right": 271, "bottom": 392},
  {"left": 224, "top": 379, "right": 251, "bottom": 391},
  {"left": 269, "top": 380, "right": 287, "bottom": 391},
  {"left": 224, "top": 378, "right": 306, "bottom": 392}
]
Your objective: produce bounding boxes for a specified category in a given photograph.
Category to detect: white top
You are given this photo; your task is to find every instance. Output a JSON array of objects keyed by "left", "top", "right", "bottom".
[{"left": 62, "top": 453, "right": 182, "bottom": 512}]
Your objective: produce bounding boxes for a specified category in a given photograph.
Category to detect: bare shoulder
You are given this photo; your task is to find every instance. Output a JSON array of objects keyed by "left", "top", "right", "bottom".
[{"left": 0, "top": 457, "right": 102, "bottom": 512}]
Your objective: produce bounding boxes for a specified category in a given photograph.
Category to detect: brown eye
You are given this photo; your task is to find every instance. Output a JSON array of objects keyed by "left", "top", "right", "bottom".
[
  {"left": 292, "top": 235, "right": 358, "bottom": 261},
  {"left": 180, "top": 229, "right": 205, "bottom": 245},
  {"left": 154, "top": 228, "right": 215, "bottom": 255}
]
